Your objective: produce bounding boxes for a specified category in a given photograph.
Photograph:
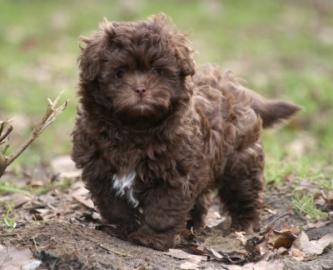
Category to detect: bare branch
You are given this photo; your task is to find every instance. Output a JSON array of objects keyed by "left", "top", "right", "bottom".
[
  {"left": 0, "top": 122, "right": 13, "bottom": 144},
  {"left": 0, "top": 92, "right": 68, "bottom": 177}
]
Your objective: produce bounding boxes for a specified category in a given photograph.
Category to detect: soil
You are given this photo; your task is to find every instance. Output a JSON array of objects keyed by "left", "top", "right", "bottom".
[{"left": 0, "top": 173, "right": 332, "bottom": 270}]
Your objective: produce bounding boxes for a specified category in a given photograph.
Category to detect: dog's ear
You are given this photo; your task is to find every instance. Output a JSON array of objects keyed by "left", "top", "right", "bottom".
[
  {"left": 173, "top": 34, "right": 195, "bottom": 77},
  {"left": 79, "top": 19, "right": 114, "bottom": 82},
  {"left": 150, "top": 14, "right": 195, "bottom": 77}
]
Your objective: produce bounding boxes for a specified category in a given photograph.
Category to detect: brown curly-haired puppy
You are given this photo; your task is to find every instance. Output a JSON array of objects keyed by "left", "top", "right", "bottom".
[{"left": 72, "top": 15, "right": 299, "bottom": 251}]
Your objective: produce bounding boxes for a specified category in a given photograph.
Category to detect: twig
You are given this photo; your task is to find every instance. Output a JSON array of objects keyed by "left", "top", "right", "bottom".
[
  {"left": 260, "top": 212, "right": 291, "bottom": 235},
  {"left": 0, "top": 121, "right": 4, "bottom": 135},
  {"left": 30, "top": 237, "right": 40, "bottom": 252},
  {"left": 0, "top": 92, "right": 68, "bottom": 177},
  {"left": 6, "top": 94, "right": 67, "bottom": 167},
  {"left": 0, "top": 123, "right": 13, "bottom": 144}
]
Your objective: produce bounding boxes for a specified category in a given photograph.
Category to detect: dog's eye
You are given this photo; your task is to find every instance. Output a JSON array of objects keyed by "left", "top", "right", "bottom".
[
  {"left": 151, "top": 67, "right": 164, "bottom": 76},
  {"left": 115, "top": 68, "right": 126, "bottom": 79}
]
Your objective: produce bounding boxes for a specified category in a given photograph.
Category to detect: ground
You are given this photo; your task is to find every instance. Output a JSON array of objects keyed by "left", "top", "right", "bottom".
[
  {"left": 0, "top": 0, "right": 333, "bottom": 269},
  {"left": 0, "top": 158, "right": 333, "bottom": 269}
]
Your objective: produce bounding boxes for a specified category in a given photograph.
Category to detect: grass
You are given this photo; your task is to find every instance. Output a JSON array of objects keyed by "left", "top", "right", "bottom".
[
  {"left": 0, "top": 0, "right": 332, "bottom": 218},
  {"left": 0, "top": 182, "right": 31, "bottom": 195},
  {"left": 292, "top": 193, "right": 328, "bottom": 221},
  {"left": 1, "top": 204, "right": 17, "bottom": 231},
  {"left": 0, "top": 178, "right": 73, "bottom": 196}
]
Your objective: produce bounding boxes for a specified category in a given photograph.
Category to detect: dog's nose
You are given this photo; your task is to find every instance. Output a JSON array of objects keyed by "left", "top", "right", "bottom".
[{"left": 134, "top": 86, "right": 146, "bottom": 96}]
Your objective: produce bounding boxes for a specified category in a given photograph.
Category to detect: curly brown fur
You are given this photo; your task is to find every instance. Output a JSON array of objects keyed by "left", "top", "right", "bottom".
[{"left": 72, "top": 14, "right": 300, "bottom": 251}]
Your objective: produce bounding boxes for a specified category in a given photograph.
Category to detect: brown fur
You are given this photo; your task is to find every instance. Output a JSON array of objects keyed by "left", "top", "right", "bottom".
[{"left": 71, "top": 15, "right": 300, "bottom": 251}]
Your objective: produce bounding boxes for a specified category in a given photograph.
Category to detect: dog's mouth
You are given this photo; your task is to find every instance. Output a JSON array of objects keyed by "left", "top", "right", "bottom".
[{"left": 114, "top": 99, "right": 171, "bottom": 130}]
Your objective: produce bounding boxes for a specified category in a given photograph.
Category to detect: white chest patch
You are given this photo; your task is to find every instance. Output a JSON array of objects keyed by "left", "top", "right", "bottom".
[{"left": 112, "top": 171, "right": 138, "bottom": 207}]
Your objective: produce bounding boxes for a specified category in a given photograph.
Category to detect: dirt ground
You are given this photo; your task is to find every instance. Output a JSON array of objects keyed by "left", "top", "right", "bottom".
[{"left": 0, "top": 160, "right": 332, "bottom": 270}]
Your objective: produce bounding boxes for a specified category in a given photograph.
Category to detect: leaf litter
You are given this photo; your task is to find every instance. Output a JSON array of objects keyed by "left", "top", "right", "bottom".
[{"left": 0, "top": 156, "right": 333, "bottom": 269}]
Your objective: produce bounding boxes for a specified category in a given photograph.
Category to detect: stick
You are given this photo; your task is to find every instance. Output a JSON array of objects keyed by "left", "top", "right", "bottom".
[
  {"left": 259, "top": 212, "right": 291, "bottom": 235},
  {"left": 0, "top": 123, "right": 13, "bottom": 144},
  {"left": 0, "top": 92, "right": 68, "bottom": 178},
  {"left": 6, "top": 95, "right": 68, "bottom": 166}
]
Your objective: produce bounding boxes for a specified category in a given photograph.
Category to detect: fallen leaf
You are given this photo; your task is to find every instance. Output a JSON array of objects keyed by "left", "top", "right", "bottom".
[
  {"left": 277, "top": 247, "right": 288, "bottom": 255},
  {"left": 293, "top": 231, "right": 333, "bottom": 256},
  {"left": 71, "top": 182, "right": 94, "bottom": 209},
  {"left": 205, "top": 208, "right": 225, "bottom": 228},
  {"left": 289, "top": 247, "right": 305, "bottom": 261},
  {"left": 28, "top": 180, "right": 44, "bottom": 187},
  {"left": 234, "top": 231, "right": 247, "bottom": 245},
  {"left": 228, "top": 260, "right": 283, "bottom": 270},
  {"left": 264, "top": 208, "right": 277, "bottom": 215},
  {"left": 0, "top": 193, "right": 32, "bottom": 208},
  {"left": 0, "top": 245, "right": 41, "bottom": 270},
  {"left": 314, "top": 191, "right": 328, "bottom": 207},
  {"left": 304, "top": 220, "right": 330, "bottom": 230},
  {"left": 167, "top": 249, "right": 204, "bottom": 270},
  {"left": 327, "top": 191, "right": 333, "bottom": 201},
  {"left": 51, "top": 155, "right": 81, "bottom": 179},
  {"left": 167, "top": 249, "right": 204, "bottom": 262},
  {"left": 180, "top": 261, "right": 200, "bottom": 270},
  {"left": 326, "top": 191, "right": 333, "bottom": 210},
  {"left": 268, "top": 228, "right": 299, "bottom": 249},
  {"left": 329, "top": 211, "right": 333, "bottom": 219},
  {"left": 207, "top": 248, "right": 223, "bottom": 259}
]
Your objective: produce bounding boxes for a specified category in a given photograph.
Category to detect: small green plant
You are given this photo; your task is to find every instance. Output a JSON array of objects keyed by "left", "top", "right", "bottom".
[
  {"left": 1, "top": 204, "right": 17, "bottom": 230},
  {"left": 32, "top": 178, "right": 73, "bottom": 195},
  {"left": 0, "top": 182, "right": 31, "bottom": 195},
  {"left": 292, "top": 193, "right": 328, "bottom": 221}
]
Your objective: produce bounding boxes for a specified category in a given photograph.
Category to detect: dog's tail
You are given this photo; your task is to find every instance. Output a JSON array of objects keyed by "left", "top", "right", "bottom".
[
  {"left": 221, "top": 71, "right": 300, "bottom": 128},
  {"left": 250, "top": 95, "right": 301, "bottom": 128}
]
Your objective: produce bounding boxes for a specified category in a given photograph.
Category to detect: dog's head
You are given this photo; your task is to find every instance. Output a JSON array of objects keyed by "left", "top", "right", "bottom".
[{"left": 79, "top": 14, "right": 195, "bottom": 129}]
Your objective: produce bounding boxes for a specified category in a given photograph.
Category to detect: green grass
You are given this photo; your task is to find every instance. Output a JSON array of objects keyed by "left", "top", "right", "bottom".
[
  {"left": 0, "top": 178, "right": 73, "bottom": 196},
  {"left": 292, "top": 193, "right": 328, "bottom": 221},
  {"left": 1, "top": 204, "right": 17, "bottom": 230},
  {"left": 0, "top": 182, "right": 31, "bottom": 195},
  {"left": 0, "top": 0, "right": 332, "bottom": 218}
]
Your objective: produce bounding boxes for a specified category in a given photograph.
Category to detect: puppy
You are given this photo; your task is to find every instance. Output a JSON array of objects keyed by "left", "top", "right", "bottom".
[{"left": 72, "top": 14, "right": 299, "bottom": 250}]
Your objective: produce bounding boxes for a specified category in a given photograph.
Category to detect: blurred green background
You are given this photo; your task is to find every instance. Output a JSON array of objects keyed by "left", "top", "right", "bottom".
[{"left": 0, "top": 0, "right": 332, "bottom": 193}]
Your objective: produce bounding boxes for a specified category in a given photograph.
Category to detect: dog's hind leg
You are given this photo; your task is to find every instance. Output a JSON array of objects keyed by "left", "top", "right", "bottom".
[{"left": 218, "top": 142, "right": 264, "bottom": 231}]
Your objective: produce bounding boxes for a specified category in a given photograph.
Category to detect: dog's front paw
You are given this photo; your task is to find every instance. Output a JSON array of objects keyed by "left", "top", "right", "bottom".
[
  {"left": 231, "top": 217, "right": 260, "bottom": 233},
  {"left": 128, "top": 226, "right": 174, "bottom": 251}
]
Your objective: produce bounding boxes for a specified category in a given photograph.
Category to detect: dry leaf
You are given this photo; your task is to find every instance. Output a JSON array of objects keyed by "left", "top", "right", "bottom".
[
  {"left": 326, "top": 191, "right": 333, "bottom": 209},
  {"left": 268, "top": 228, "right": 299, "bottom": 249},
  {"left": 277, "top": 247, "right": 288, "bottom": 255},
  {"left": 289, "top": 247, "right": 305, "bottom": 261},
  {"left": 264, "top": 208, "right": 277, "bottom": 215},
  {"left": 167, "top": 249, "right": 204, "bottom": 262},
  {"left": 167, "top": 249, "right": 204, "bottom": 270},
  {"left": 180, "top": 261, "right": 200, "bottom": 270},
  {"left": 235, "top": 231, "right": 247, "bottom": 245},
  {"left": 205, "top": 208, "right": 225, "bottom": 228},
  {"left": 293, "top": 231, "right": 333, "bottom": 256},
  {"left": 0, "top": 193, "right": 32, "bottom": 208},
  {"left": 304, "top": 220, "right": 330, "bottom": 230},
  {"left": 29, "top": 180, "right": 44, "bottom": 187},
  {"left": 327, "top": 191, "right": 333, "bottom": 201},
  {"left": 228, "top": 260, "right": 283, "bottom": 270},
  {"left": 207, "top": 248, "right": 223, "bottom": 259},
  {"left": 314, "top": 192, "right": 326, "bottom": 206},
  {"left": 51, "top": 155, "right": 81, "bottom": 179},
  {"left": 71, "top": 182, "right": 94, "bottom": 209},
  {"left": 0, "top": 245, "right": 41, "bottom": 270}
]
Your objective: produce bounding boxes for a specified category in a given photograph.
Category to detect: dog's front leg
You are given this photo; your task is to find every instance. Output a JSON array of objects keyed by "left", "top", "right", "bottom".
[{"left": 129, "top": 182, "right": 193, "bottom": 250}]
